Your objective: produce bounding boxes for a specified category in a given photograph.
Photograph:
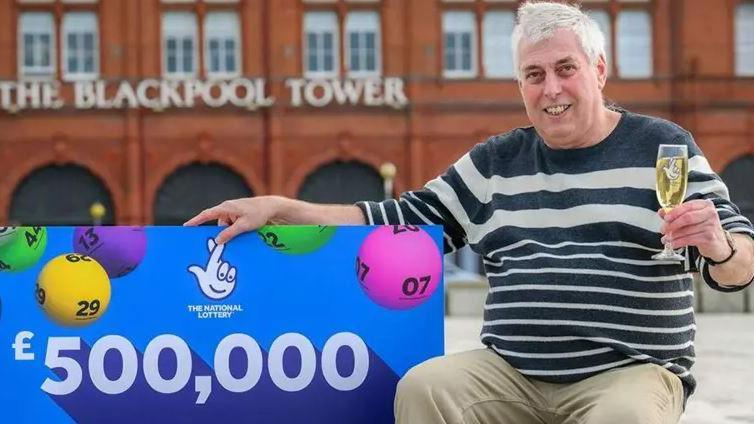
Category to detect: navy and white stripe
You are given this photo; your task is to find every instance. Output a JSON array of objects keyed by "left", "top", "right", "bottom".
[{"left": 357, "top": 111, "right": 754, "bottom": 399}]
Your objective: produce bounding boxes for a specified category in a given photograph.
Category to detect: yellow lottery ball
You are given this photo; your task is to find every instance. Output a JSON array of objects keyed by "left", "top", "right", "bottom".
[{"left": 36, "top": 253, "right": 111, "bottom": 327}]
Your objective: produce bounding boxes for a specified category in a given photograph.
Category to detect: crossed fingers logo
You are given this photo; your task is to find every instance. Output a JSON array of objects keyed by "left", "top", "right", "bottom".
[
  {"left": 663, "top": 158, "right": 681, "bottom": 181},
  {"left": 187, "top": 238, "right": 238, "bottom": 300}
]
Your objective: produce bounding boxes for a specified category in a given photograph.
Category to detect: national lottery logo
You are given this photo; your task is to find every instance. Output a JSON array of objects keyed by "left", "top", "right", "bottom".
[
  {"left": 663, "top": 157, "right": 681, "bottom": 181},
  {"left": 188, "top": 238, "right": 238, "bottom": 300}
]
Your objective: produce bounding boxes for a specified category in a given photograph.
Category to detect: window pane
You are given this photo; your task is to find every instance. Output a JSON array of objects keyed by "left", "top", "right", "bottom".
[
  {"left": 617, "top": 10, "right": 652, "bottom": 78},
  {"left": 443, "top": 11, "right": 475, "bottom": 76},
  {"left": 24, "top": 34, "right": 34, "bottom": 67},
  {"left": 461, "top": 33, "right": 472, "bottom": 71},
  {"left": 167, "top": 38, "right": 177, "bottom": 72},
  {"left": 366, "top": 47, "right": 375, "bottom": 71},
  {"left": 307, "top": 33, "right": 318, "bottom": 71},
  {"left": 445, "top": 34, "right": 456, "bottom": 70},
  {"left": 365, "top": 33, "right": 376, "bottom": 71},
  {"left": 83, "top": 33, "right": 94, "bottom": 51},
  {"left": 461, "top": 33, "right": 471, "bottom": 51},
  {"left": 68, "top": 34, "right": 79, "bottom": 72},
  {"left": 350, "top": 47, "right": 359, "bottom": 70},
  {"left": 483, "top": 11, "right": 515, "bottom": 78},
  {"left": 310, "top": 53, "right": 319, "bottom": 71},
  {"left": 182, "top": 38, "right": 193, "bottom": 72},
  {"left": 40, "top": 34, "right": 51, "bottom": 67},
  {"left": 345, "top": 11, "right": 380, "bottom": 74},
  {"left": 225, "top": 39, "right": 236, "bottom": 72},
  {"left": 68, "top": 33, "right": 79, "bottom": 51},
  {"left": 209, "top": 40, "right": 220, "bottom": 72},
  {"left": 323, "top": 33, "right": 334, "bottom": 71},
  {"left": 226, "top": 52, "right": 235, "bottom": 73},
  {"left": 735, "top": 4, "right": 754, "bottom": 76},
  {"left": 205, "top": 12, "right": 239, "bottom": 75},
  {"left": 324, "top": 50, "right": 334, "bottom": 71},
  {"left": 163, "top": 11, "right": 197, "bottom": 75},
  {"left": 20, "top": 12, "right": 54, "bottom": 74},
  {"left": 63, "top": 12, "right": 98, "bottom": 77},
  {"left": 84, "top": 52, "right": 94, "bottom": 72},
  {"left": 446, "top": 33, "right": 456, "bottom": 51},
  {"left": 349, "top": 33, "right": 359, "bottom": 71},
  {"left": 304, "top": 11, "right": 338, "bottom": 75}
]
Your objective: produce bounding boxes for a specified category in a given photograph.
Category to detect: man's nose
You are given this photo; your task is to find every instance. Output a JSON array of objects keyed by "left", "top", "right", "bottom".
[{"left": 543, "top": 73, "right": 562, "bottom": 99}]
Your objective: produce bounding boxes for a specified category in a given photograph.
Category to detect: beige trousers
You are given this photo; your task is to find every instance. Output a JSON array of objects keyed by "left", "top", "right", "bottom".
[{"left": 395, "top": 348, "right": 684, "bottom": 424}]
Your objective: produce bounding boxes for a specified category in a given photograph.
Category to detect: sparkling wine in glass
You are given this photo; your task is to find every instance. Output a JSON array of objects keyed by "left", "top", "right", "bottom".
[{"left": 652, "top": 144, "right": 688, "bottom": 261}]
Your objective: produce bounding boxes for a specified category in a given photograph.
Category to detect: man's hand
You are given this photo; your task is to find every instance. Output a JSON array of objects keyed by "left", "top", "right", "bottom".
[
  {"left": 184, "top": 196, "right": 285, "bottom": 244},
  {"left": 183, "top": 195, "right": 366, "bottom": 245},
  {"left": 660, "top": 199, "right": 754, "bottom": 286},
  {"left": 659, "top": 199, "right": 729, "bottom": 261}
]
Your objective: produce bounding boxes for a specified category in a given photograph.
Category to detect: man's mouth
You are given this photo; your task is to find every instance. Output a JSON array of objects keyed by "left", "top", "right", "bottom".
[{"left": 544, "top": 104, "right": 571, "bottom": 116}]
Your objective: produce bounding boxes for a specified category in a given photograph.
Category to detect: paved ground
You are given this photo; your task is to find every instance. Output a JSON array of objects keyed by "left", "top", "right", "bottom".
[{"left": 445, "top": 314, "right": 754, "bottom": 424}]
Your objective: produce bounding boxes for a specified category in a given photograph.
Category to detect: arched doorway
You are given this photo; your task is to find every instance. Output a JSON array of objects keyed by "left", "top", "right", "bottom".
[
  {"left": 721, "top": 155, "right": 754, "bottom": 312},
  {"left": 721, "top": 156, "right": 754, "bottom": 224},
  {"left": 9, "top": 165, "right": 115, "bottom": 225},
  {"left": 154, "top": 163, "right": 253, "bottom": 225},
  {"left": 297, "top": 161, "right": 384, "bottom": 204}
]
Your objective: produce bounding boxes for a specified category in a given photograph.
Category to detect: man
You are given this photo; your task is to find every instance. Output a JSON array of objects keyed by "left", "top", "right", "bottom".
[{"left": 186, "top": 2, "right": 754, "bottom": 422}]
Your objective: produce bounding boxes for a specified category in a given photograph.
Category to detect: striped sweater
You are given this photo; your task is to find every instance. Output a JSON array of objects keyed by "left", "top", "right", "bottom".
[{"left": 357, "top": 110, "right": 754, "bottom": 398}]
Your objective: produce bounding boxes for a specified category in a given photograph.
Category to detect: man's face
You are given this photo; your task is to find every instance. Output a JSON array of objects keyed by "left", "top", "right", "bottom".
[{"left": 517, "top": 29, "right": 608, "bottom": 149}]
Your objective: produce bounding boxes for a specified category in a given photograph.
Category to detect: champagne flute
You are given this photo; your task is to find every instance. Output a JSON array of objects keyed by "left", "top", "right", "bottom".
[{"left": 652, "top": 144, "right": 688, "bottom": 261}]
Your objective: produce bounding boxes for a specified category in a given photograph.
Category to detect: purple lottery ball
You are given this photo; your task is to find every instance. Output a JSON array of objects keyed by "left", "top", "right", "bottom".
[
  {"left": 73, "top": 226, "right": 147, "bottom": 278},
  {"left": 356, "top": 225, "right": 442, "bottom": 310}
]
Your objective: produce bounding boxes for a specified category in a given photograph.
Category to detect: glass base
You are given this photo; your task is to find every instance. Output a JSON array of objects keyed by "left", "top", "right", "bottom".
[{"left": 651, "top": 250, "right": 685, "bottom": 261}]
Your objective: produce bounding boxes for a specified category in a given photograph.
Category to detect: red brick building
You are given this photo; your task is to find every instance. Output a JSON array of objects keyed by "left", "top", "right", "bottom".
[{"left": 0, "top": 0, "right": 752, "bottom": 227}]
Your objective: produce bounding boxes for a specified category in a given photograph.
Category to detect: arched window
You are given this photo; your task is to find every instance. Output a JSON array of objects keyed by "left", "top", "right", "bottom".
[
  {"left": 297, "top": 161, "right": 384, "bottom": 204},
  {"left": 10, "top": 165, "right": 114, "bottom": 225},
  {"left": 153, "top": 163, "right": 253, "bottom": 225},
  {"left": 721, "top": 155, "right": 754, "bottom": 223}
]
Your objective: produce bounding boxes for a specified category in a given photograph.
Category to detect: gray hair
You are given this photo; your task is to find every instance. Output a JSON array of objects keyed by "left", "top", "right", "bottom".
[{"left": 511, "top": 1, "right": 607, "bottom": 80}]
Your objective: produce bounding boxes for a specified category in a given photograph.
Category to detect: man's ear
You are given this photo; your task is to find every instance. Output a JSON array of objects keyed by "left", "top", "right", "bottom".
[{"left": 596, "top": 54, "right": 608, "bottom": 89}]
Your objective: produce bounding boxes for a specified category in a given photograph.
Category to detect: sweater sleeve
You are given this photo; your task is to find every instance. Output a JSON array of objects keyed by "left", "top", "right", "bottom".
[
  {"left": 356, "top": 141, "right": 492, "bottom": 254},
  {"left": 680, "top": 133, "right": 754, "bottom": 292}
]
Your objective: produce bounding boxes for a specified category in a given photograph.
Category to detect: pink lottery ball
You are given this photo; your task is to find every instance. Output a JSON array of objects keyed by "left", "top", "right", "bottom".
[{"left": 356, "top": 225, "right": 443, "bottom": 310}]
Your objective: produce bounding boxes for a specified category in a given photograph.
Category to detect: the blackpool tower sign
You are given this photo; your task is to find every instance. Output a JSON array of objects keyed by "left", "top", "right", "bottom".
[{"left": 0, "top": 77, "right": 409, "bottom": 112}]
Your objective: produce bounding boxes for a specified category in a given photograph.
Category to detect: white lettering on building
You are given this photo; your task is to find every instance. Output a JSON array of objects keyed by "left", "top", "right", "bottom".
[{"left": 0, "top": 77, "right": 408, "bottom": 112}]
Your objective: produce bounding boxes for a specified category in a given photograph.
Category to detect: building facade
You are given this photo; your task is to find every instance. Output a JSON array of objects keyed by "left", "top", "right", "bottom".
[{"left": 0, "top": 0, "right": 753, "bottom": 227}]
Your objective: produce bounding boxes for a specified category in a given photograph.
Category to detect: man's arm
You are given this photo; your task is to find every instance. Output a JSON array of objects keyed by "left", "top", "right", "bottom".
[
  {"left": 184, "top": 195, "right": 364, "bottom": 244},
  {"left": 664, "top": 135, "right": 754, "bottom": 289},
  {"left": 705, "top": 233, "right": 754, "bottom": 287},
  {"left": 661, "top": 200, "right": 754, "bottom": 287},
  {"left": 186, "top": 140, "right": 494, "bottom": 248}
]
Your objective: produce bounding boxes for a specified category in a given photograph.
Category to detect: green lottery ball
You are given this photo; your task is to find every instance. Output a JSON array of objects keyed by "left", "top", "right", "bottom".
[
  {"left": 0, "top": 226, "right": 47, "bottom": 272},
  {"left": 0, "top": 227, "right": 18, "bottom": 247},
  {"left": 258, "top": 225, "right": 336, "bottom": 254}
]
